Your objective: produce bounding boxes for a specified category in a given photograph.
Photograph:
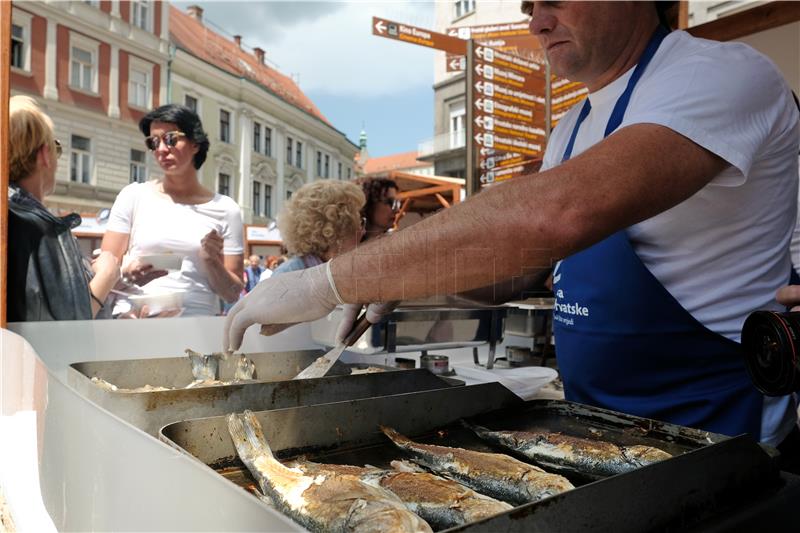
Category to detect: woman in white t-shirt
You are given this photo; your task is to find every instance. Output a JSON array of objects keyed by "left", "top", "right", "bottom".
[{"left": 102, "top": 104, "right": 244, "bottom": 316}]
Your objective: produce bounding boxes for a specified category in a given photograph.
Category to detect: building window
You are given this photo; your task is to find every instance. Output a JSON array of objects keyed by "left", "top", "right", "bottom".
[
  {"left": 184, "top": 94, "right": 198, "bottom": 112},
  {"left": 220, "top": 109, "right": 230, "bottom": 143},
  {"left": 264, "top": 127, "right": 272, "bottom": 157},
  {"left": 324, "top": 154, "right": 330, "bottom": 178},
  {"left": 454, "top": 0, "right": 475, "bottom": 19},
  {"left": 316, "top": 151, "right": 322, "bottom": 176},
  {"left": 449, "top": 100, "right": 466, "bottom": 149},
  {"left": 128, "top": 59, "right": 151, "bottom": 109},
  {"left": 11, "top": 10, "right": 32, "bottom": 72},
  {"left": 218, "top": 173, "right": 230, "bottom": 196},
  {"left": 264, "top": 184, "right": 272, "bottom": 218},
  {"left": 253, "top": 122, "right": 261, "bottom": 153},
  {"left": 131, "top": 0, "right": 151, "bottom": 31},
  {"left": 70, "top": 135, "right": 92, "bottom": 184},
  {"left": 347, "top": 167, "right": 352, "bottom": 179},
  {"left": 286, "top": 137, "right": 293, "bottom": 166},
  {"left": 69, "top": 35, "right": 98, "bottom": 93},
  {"left": 252, "top": 181, "right": 261, "bottom": 217},
  {"left": 337, "top": 162, "right": 342, "bottom": 180},
  {"left": 130, "top": 149, "right": 147, "bottom": 183},
  {"left": 295, "top": 141, "right": 303, "bottom": 169}
]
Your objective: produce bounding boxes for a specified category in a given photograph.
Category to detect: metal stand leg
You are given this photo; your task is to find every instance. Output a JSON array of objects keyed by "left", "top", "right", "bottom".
[
  {"left": 473, "top": 347, "right": 480, "bottom": 365},
  {"left": 486, "top": 340, "right": 497, "bottom": 370}
]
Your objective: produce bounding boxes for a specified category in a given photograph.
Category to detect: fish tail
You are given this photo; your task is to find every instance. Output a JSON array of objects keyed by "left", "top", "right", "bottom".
[
  {"left": 460, "top": 419, "right": 494, "bottom": 439},
  {"left": 380, "top": 425, "right": 413, "bottom": 448},
  {"left": 228, "top": 410, "right": 275, "bottom": 461}
]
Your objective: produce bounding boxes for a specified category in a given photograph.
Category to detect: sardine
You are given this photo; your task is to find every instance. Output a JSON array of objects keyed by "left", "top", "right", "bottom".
[
  {"left": 288, "top": 458, "right": 512, "bottom": 529},
  {"left": 463, "top": 421, "right": 672, "bottom": 477},
  {"left": 380, "top": 426, "right": 573, "bottom": 506},
  {"left": 228, "top": 411, "right": 432, "bottom": 533}
]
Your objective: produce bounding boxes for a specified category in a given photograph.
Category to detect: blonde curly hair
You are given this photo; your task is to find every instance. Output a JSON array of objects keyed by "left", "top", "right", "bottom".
[{"left": 278, "top": 180, "right": 365, "bottom": 257}]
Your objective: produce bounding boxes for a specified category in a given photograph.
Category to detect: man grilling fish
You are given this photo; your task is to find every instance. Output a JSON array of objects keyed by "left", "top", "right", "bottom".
[{"left": 224, "top": 1, "right": 800, "bottom": 471}]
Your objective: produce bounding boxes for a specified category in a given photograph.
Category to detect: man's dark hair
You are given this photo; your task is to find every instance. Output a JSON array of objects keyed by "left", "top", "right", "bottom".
[
  {"left": 139, "top": 104, "right": 210, "bottom": 169},
  {"left": 354, "top": 176, "right": 398, "bottom": 217}
]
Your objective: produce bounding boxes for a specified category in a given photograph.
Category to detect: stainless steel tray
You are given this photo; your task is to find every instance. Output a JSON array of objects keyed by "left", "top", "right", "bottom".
[
  {"left": 312, "top": 306, "right": 506, "bottom": 354},
  {"left": 159, "top": 384, "right": 782, "bottom": 532},
  {"left": 69, "top": 350, "right": 461, "bottom": 436}
]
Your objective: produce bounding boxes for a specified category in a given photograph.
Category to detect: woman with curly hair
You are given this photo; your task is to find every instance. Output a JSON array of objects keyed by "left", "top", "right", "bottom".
[{"left": 273, "top": 180, "right": 365, "bottom": 274}]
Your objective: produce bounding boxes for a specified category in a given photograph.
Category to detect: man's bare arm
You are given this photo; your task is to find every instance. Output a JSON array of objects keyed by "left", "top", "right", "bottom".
[{"left": 333, "top": 123, "right": 728, "bottom": 303}]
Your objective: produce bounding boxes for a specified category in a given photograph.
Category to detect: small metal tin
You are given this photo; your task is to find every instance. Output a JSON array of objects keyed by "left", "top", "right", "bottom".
[{"left": 420, "top": 354, "right": 449, "bottom": 375}]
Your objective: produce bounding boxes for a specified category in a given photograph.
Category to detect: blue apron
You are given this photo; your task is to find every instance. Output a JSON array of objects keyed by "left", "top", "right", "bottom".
[{"left": 553, "top": 26, "right": 763, "bottom": 438}]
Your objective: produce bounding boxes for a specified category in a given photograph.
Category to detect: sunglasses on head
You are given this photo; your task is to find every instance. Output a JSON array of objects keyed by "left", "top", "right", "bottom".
[
  {"left": 144, "top": 131, "right": 187, "bottom": 151},
  {"left": 54, "top": 139, "right": 62, "bottom": 159}
]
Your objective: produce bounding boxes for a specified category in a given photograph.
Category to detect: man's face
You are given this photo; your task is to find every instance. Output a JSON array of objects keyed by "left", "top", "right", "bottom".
[{"left": 527, "top": 1, "right": 642, "bottom": 85}]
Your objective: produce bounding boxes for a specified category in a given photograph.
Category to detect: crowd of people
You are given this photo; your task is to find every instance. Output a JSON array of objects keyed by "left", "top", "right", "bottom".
[{"left": 7, "top": 99, "right": 401, "bottom": 320}]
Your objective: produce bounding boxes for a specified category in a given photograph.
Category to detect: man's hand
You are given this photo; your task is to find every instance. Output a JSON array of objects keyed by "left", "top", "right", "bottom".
[
  {"left": 224, "top": 263, "right": 341, "bottom": 352},
  {"left": 776, "top": 285, "right": 800, "bottom": 312},
  {"left": 335, "top": 302, "right": 398, "bottom": 344}
]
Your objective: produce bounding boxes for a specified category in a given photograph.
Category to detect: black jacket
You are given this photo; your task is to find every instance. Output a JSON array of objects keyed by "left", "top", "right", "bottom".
[{"left": 7, "top": 185, "right": 92, "bottom": 322}]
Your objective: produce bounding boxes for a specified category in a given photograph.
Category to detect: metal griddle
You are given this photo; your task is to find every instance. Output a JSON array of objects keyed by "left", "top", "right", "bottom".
[
  {"left": 68, "top": 349, "right": 461, "bottom": 436},
  {"left": 160, "top": 383, "right": 797, "bottom": 532}
]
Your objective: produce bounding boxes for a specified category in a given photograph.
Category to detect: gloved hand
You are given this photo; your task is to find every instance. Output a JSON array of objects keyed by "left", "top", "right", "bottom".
[
  {"left": 224, "top": 263, "right": 342, "bottom": 352},
  {"left": 335, "top": 301, "right": 399, "bottom": 344}
]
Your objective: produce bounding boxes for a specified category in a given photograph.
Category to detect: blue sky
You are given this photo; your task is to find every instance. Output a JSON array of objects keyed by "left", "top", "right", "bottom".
[{"left": 174, "top": 1, "right": 437, "bottom": 157}]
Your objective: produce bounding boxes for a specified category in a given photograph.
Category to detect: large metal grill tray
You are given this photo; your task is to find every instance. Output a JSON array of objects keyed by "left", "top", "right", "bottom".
[
  {"left": 312, "top": 305, "right": 506, "bottom": 354},
  {"left": 68, "top": 349, "right": 461, "bottom": 436},
  {"left": 160, "top": 383, "right": 789, "bottom": 532}
]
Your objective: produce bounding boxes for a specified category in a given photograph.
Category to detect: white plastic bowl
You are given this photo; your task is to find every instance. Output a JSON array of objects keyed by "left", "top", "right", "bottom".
[
  {"left": 136, "top": 253, "right": 184, "bottom": 271},
  {"left": 128, "top": 290, "right": 185, "bottom": 315}
]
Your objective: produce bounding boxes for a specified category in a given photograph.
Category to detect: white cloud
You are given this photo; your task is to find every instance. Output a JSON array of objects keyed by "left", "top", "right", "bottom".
[{"left": 180, "top": 1, "right": 437, "bottom": 97}]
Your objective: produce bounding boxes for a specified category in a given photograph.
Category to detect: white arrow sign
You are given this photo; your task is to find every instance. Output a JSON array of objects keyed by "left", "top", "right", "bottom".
[
  {"left": 475, "top": 64, "right": 483, "bottom": 76},
  {"left": 474, "top": 133, "right": 484, "bottom": 145},
  {"left": 475, "top": 98, "right": 484, "bottom": 111},
  {"left": 374, "top": 20, "right": 386, "bottom": 34},
  {"left": 480, "top": 147, "right": 495, "bottom": 156},
  {"left": 475, "top": 81, "right": 484, "bottom": 93},
  {"left": 475, "top": 116, "right": 484, "bottom": 128},
  {"left": 475, "top": 46, "right": 484, "bottom": 59}
]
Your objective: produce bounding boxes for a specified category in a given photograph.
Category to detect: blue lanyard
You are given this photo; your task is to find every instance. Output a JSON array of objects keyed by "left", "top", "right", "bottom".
[{"left": 562, "top": 25, "right": 670, "bottom": 162}]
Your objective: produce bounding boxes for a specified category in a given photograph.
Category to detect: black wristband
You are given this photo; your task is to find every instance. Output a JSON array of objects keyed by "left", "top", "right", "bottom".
[{"left": 90, "top": 291, "right": 104, "bottom": 309}]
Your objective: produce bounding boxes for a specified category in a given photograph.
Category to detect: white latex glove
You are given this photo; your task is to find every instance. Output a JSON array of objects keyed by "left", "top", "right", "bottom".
[
  {"left": 224, "top": 263, "right": 341, "bottom": 352},
  {"left": 335, "top": 301, "right": 399, "bottom": 344}
]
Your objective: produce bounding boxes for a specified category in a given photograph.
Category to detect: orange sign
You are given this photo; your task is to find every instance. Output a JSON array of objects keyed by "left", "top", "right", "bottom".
[{"left": 372, "top": 17, "right": 466, "bottom": 55}]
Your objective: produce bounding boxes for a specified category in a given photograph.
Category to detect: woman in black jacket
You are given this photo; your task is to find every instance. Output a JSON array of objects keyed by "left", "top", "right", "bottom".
[{"left": 7, "top": 95, "right": 119, "bottom": 321}]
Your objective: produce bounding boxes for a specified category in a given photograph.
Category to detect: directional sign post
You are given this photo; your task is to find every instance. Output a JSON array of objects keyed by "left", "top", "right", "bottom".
[
  {"left": 372, "top": 16, "right": 466, "bottom": 54},
  {"left": 468, "top": 41, "right": 548, "bottom": 192}
]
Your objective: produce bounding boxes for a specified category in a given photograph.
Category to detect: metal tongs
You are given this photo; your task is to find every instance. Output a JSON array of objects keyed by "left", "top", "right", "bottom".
[{"left": 293, "top": 311, "right": 372, "bottom": 380}]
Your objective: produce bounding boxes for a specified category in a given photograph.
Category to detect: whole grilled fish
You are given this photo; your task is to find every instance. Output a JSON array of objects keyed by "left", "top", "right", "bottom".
[
  {"left": 380, "top": 426, "right": 573, "bottom": 506},
  {"left": 462, "top": 421, "right": 672, "bottom": 477},
  {"left": 227, "top": 411, "right": 432, "bottom": 532},
  {"left": 288, "top": 458, "right": 512, "bottom": 529}
]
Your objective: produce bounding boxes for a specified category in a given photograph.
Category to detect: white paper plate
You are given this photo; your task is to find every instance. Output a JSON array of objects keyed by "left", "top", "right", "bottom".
[
  {"left": 450, "top": 364, "right": 558, "bottom": 400},
  {"left": 136, "top": 253, "right": 184, "bottom": 271},
  {"left": 128, "top": 290, "right": 186, "bottom": 314}
]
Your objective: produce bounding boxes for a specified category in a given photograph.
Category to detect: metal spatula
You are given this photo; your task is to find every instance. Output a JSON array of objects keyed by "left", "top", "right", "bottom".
[{"left": 293, "top": 312, "right": 372, "bottom": 380}]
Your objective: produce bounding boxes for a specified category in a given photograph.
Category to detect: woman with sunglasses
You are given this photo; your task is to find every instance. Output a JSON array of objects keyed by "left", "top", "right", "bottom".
[
  {"left": 101, "top": 104, "right": 244, "bottom": 316},
  {"left": 7, "top": 95, "right": 120, "bottom": 321},
  {"left": 270, "top": 180, "right": 365, "bottom": 275},
  {"left": 354, "top": 177, "right": 401, "bottom": 242}
]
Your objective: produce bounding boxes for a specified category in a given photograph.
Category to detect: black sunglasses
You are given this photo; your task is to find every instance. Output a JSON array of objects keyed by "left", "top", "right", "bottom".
[{"left": 145, "top": 131, "right": 187, "bottom": 151}]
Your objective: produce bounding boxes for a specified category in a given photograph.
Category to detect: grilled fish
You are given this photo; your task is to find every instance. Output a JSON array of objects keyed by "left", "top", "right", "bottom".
[
  {"left": 463, "top": 421, "right": 672, "bottom": 477},
  {"left": 380, "top": 426, "right": 573, "bottom": 506},
  {"left": 227, "top": 412, "right": 432, "bottom": 532},
  {"left": 288, "top": 458, "right": 512, "bottom": 529}
]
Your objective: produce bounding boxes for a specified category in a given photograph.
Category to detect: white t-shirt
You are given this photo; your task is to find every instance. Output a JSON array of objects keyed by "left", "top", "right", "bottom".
[
  {"left": 542, "top": 30, "right": 800, "bottom": 445},
  {"left": 107, "top": 181, "right": 244, "bottom": 316}
]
